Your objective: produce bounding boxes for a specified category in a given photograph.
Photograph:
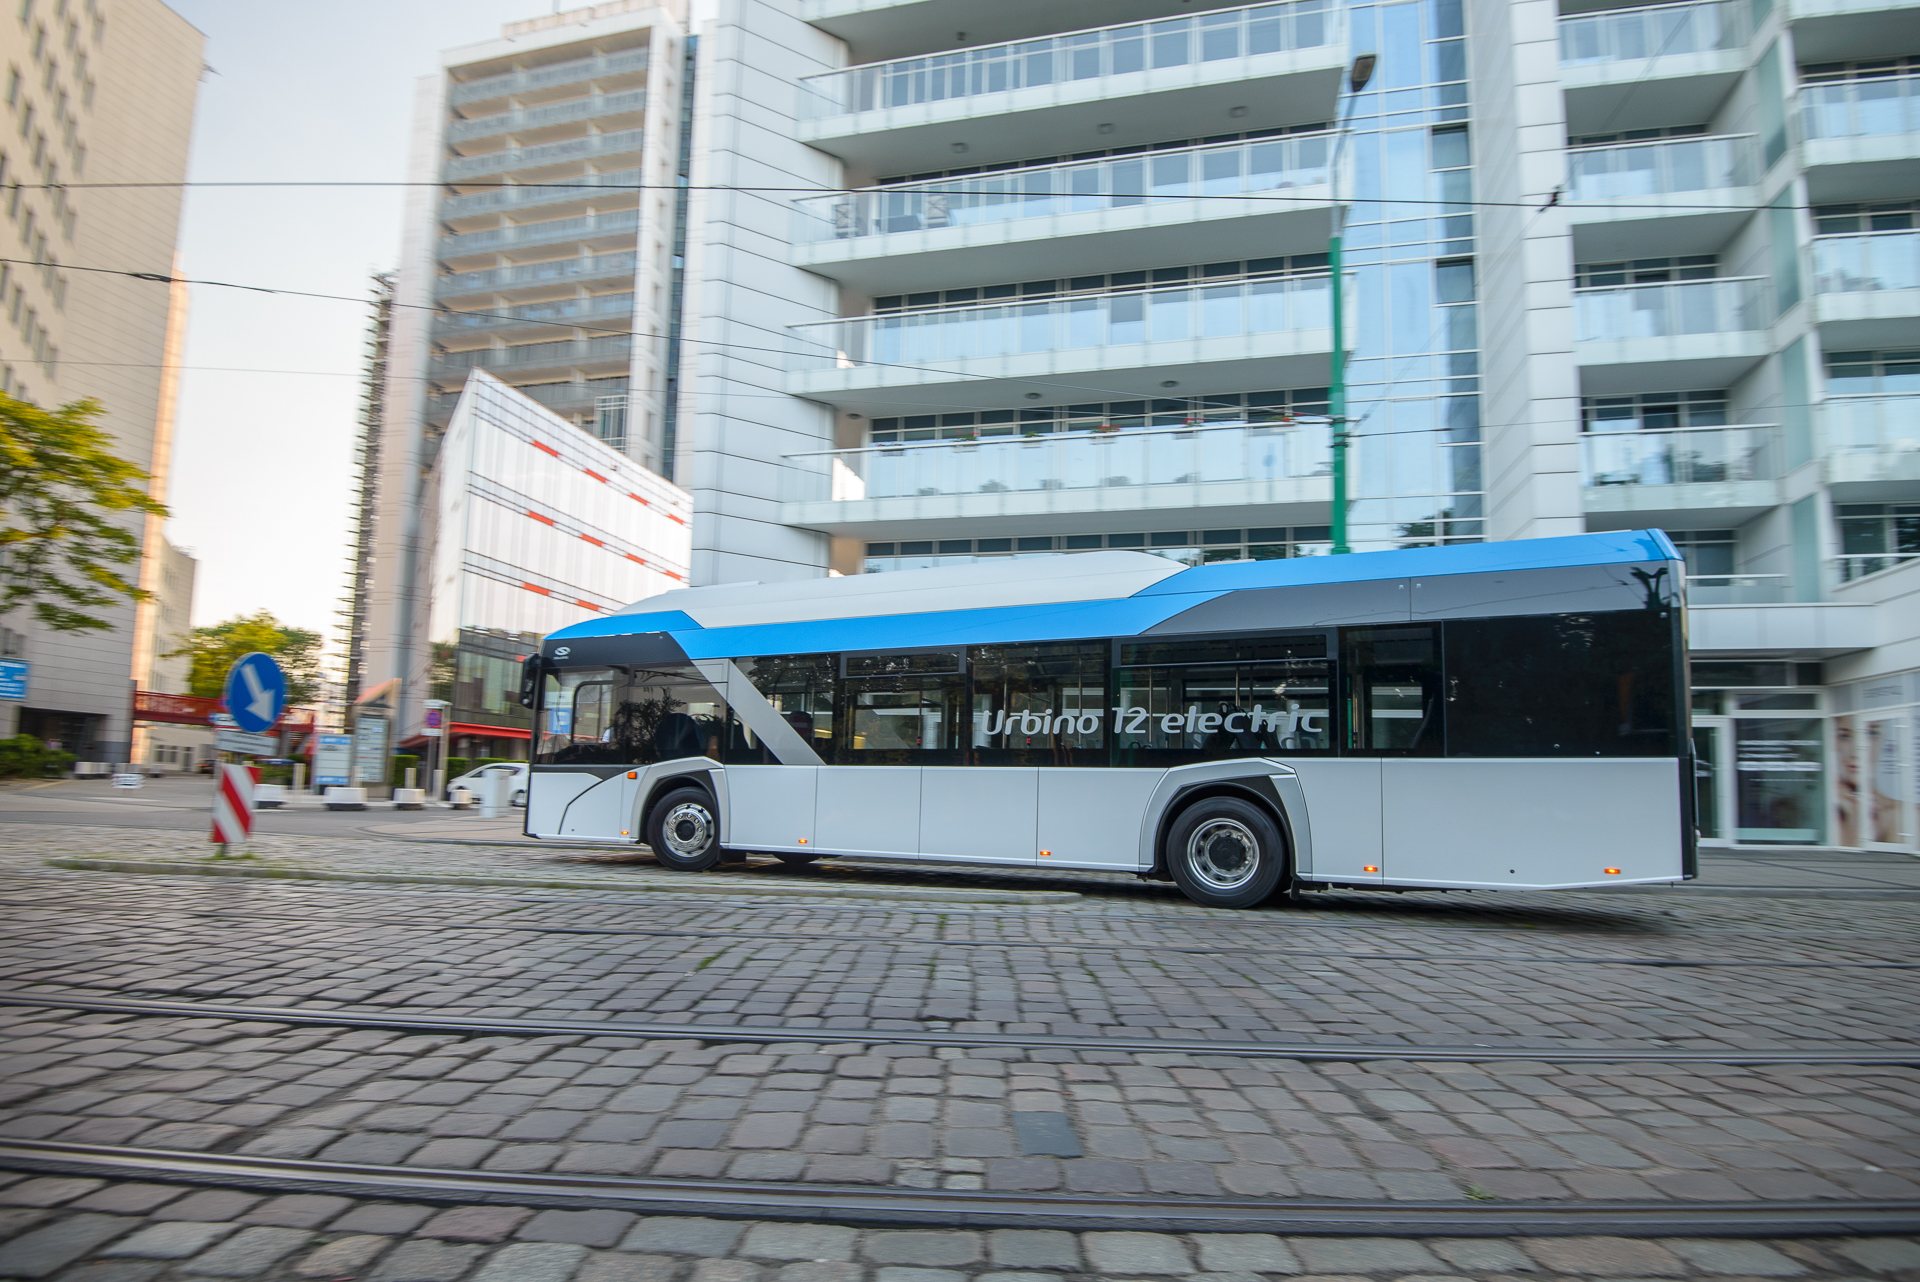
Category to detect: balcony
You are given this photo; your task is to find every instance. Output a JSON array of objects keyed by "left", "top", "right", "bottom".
[
  {"left": 1564, "top": 135, "right": 1756, "bottom": 260},
  {"left": 1559, "top": 1, "right": 1751, "bottom": 135},
  {"left": 1798, "top": 74, "right": 1920, "bottom": 201},
  {"left": 429, "top": 336, "right": 632, "bottom": 386},
  {"left": 1789, "top": 0, "right": 1920, "bottom": 65},
  {"left": 792, "top": 134, "right": 1334, "bottom": 293},
  {"left": 1580, "top": 424, "right": 1783, "bottom": 527},
  {"left": 441, "top": 128, "right": 645, "bottom": 183},
  {"left": 433, "top": 293, "right": 634, "bottom": 344},
  {"left": 439, "top": 209, "right": 640, "bottom": 264},
  {"left": 448, "top": 49, "right": 648, "bottom": 110},
  {"left": 449, "top": 90, "right": 648, "bottom": 147},
  {"left": 1823, "top": 395, "right": 1920, "bottom": 499},
  {"left": 442, "top": 169, "right": 642, "bottom": 222},
  {"left": 1574, "top": 277, "right": 1770, "bottom": 393},
  {"left": 797, "top": 1, "right": 1345, "bottom": 176},
  {"left": 786, "top": 274, "right": 1339, "bottom": 409},
  {"left": 1811, "top": 231, "right": 1920, "bottom": 347},
  {"left": 778, "top": 420, "right": 1331, "bottom": 538},
  {"left": 1685, "top": 574, "right": 1792, "bottom": 605},
  {"left": 437, "top": 251, "right": 638, "bottom": 305},
  {"left": 801, "top": 1, "right": 1245, "bottom": 64}
]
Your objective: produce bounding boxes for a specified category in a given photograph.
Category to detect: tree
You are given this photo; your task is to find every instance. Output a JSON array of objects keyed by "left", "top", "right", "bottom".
[
  {"left": 169, "top": 611, "right": 324, "bottom": 706},
  {"left": 0, "top": 393, "right": 166, "bottom": 633}
]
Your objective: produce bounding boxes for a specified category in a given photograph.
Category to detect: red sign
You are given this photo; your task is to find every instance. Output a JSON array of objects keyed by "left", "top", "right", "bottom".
[{"left": 134, "top": 691, "right": 314, "bottom": 731}]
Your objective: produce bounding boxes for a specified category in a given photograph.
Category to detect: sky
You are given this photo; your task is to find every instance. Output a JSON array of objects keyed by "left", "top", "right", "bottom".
[{"left": 163, "top": 0, "right": 551, "bottom": 643}]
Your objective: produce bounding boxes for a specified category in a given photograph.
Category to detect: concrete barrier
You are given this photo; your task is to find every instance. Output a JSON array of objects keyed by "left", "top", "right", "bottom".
[
  {"left": 253, "top": 783, "right": 287, "bottom": 809},
  {"left": 393, "top": 787, "right": 426, "bottom": 810},
  {"left": 324, "top": 786, "right": 368, "bottom": 811}
]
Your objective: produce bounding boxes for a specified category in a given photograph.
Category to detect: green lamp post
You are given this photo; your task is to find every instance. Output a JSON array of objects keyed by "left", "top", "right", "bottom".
[{"left": 1329, "top": 52, "right": 1376, "bottom": 556}]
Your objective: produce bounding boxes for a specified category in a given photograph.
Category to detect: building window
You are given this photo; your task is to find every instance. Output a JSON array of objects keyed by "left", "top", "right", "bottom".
[
  {"left": 1581, "top": 391, "right": 1729, "bottom": 431},
  {"left": 1667, "top": 529, "right": 1736, "bottom": 577},
  {"left": 1799, "top": 56, "right": 1920, "bottom": 84},
  {"left": 1837, "top": 503, "right": 1920, "bottom": 581},
  {"left": 870, "top": 256, "right": 1330, "bottom": 314},
  {"left": 866, "top": 388, "right": 1330, "bottom": 443},
  {"left": 1568, "top": 124, "right": 1709, "bottom": 147},
  {"left": 862, "top": 527, "right": 1336, "bottom": 573},
  {"left": 1813, "top": 200, "right": 1920, "bottom": 235},
  {"left": 1574, "top": 256, "right": 1717, "bottom": 288},
  {"left": 1826, "top": 349, "right": 1919, "bottom": 395}
]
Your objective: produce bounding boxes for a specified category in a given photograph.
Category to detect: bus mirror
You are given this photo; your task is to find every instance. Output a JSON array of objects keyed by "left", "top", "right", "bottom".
[{"left": 519, "top": 654, "right": 544, "bottom": 709}]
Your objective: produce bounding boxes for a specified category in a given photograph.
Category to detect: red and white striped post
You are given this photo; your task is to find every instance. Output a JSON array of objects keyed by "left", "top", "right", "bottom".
[{"left": 211, "top": 763, "right": 256, "bottom": 851}]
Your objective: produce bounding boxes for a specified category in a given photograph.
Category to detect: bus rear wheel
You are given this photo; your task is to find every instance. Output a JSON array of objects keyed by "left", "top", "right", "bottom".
[
  {"left": 647, "top": 787, "right": 722, "bottom": 871},
  {"left": 1166, "top": 796, "right": 1286, "bottom": 909}
]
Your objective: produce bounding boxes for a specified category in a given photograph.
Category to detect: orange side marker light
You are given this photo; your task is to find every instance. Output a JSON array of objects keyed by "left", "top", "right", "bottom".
[
  {"left": 626, "top": 771, "right": 638, "bottom": 779},
  {"left": 1604, "top": 868, "right": 1622, "bottom": 875},
  {"left": 1362, "top": 865, "right": 1379, "bottom": 873},
  {"left": 797, "top": 838, "right": 808, "bottom": 844},
  {"left": 1039, "top": 850, "right": 1052, "bottom": 858}
]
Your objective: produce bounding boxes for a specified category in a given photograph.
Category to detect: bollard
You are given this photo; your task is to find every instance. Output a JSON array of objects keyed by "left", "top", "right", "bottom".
[
  {"left": 480, "top": 770, "right": 508, "bottom": 819},
  {"left": 404, "top": 766, "right": 418, "bottom": 790}
]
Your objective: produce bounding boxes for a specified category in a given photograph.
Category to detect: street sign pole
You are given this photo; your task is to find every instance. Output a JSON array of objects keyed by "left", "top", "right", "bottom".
[{"left": 215, "top": 653, "right": 287, "bottom": 851}]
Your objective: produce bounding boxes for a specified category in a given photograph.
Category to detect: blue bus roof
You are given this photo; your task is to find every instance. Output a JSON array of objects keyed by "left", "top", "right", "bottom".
[{"left": 545, "top": 529, "right": 1680, "bottom": 654}]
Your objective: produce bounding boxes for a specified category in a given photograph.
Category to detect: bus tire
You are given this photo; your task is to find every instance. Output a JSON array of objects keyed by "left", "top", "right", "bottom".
[
  {"left": 772, "top": 850, "right": 822, "bottom": 866},
  {"left": 647, "top": 787, "right": 722, "bottom": 872},
  {"left": 1165, "top": 796, "right": 1287, "bottom": 909}
]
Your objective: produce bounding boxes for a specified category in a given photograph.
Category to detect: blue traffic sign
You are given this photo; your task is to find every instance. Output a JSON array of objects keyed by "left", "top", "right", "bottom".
[
  {"left": 0, "top": 659, "right": 25, "bottom": 701},
  {"left": 223, "top": 652, "right": 288, "bottom": 734}
]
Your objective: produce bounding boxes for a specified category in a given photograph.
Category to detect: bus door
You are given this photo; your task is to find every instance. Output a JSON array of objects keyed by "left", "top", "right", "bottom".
[{"left": 817, "top": 652, "right": 966, "bottom": 858}]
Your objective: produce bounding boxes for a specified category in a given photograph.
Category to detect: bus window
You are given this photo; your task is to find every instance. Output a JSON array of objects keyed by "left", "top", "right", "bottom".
[
  {"left": 727, "top": 654, "right": 837, "bottom": 764},
  {"left": 1344, "top": 626, "right": 1442, "bottom": 755},
  {"left": 1113, "top": 655, "right": 1334, "bottom": 766},
  {"left": 535, "top": 665, "right": 728, "bottom": 766},
  {"left": 838, "top": 667, "right": 966, "bottom": 765},
  {"left": 969, "top": 641, "right": 1108, "bottom": 766},
  {"left": 1441, "top": 611, "right": 1678, "bottom": 756}
]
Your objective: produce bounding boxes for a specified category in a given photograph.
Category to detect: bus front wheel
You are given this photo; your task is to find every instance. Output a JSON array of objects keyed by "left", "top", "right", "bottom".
[
  {"left": 647, "top": 787, "right": 722, "bottom": 871},
  {"left": 1166, "top": 796, "right": 1287, "bottom": 909}
]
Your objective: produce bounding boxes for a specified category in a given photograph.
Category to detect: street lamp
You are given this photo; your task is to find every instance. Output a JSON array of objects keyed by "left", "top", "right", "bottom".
[{"left": 1328, "top": 52, "right": 1376, "bottom": 555}]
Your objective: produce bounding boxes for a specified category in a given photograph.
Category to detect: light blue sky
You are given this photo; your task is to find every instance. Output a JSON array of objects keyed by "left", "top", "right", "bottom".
[{"left": 165, "top": 0, "right": 548, "bottom": 641}]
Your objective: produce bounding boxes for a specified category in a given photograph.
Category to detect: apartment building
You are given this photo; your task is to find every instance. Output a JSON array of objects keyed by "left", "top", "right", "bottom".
[
  {"left": 0, "top": 0, "right": 201, "bottom": 762},
  {"left": 672, "top": 0, "right": 1920, "bottom": 849},
  {"left": 369, "top": 0, "right": 697, "bottom": 751}
]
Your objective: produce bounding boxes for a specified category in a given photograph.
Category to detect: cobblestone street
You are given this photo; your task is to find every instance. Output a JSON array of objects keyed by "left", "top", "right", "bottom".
[{"left": 0, "top": 810, "right": 1915, "bottom": 1280}]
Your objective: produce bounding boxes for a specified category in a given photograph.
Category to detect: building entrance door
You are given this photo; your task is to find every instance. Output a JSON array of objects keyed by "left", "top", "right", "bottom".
[{"left": 1691, "top": 720, "right": 1730, "bottom": 845}]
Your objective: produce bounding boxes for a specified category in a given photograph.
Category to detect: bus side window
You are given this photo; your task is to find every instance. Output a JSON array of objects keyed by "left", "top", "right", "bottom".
[{"left": 1344, "top": 626, "right": 1443, "bottom": 755}]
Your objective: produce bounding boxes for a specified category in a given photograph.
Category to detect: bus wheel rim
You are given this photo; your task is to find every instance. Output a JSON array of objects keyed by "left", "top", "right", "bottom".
[
  {"left": 1188, "top": 818, "right": 1259, "bottom": 891},
  {"left": 663, "top": 803, "right": 713, "bottom": 857}
]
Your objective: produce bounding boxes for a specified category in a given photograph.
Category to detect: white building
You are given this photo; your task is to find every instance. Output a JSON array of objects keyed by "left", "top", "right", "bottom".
[
  {"left": 371, "top": 2, "right": 697, "bottom": 756},
  {"left": 669, "top": 0, "right": 1920, "bottom": 850},
  {"left": 421, "top": 371, "right": 691, "bottom": 761}
]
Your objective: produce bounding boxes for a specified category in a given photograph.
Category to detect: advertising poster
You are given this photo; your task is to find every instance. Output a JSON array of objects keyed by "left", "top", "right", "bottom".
[
  {"left": 353, "top": 716, "right": 389, "bottom": 785},
  {"left": 314, "top": 735, "right": 352, "bottom": 788}
]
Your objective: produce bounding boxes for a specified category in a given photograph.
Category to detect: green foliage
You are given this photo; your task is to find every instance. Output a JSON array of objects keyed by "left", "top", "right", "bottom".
[
  {"left": 0, "top": 734, "right": 75, "bottom": 778},
  {"left": 168, "top": 610, "right": 324, "bottom": 706},
  {"left": 0, "top": 393, "right": 166, "bottom": 634},
  {"left": 389, "top": 754, "right": 420, "bottom": 788}
]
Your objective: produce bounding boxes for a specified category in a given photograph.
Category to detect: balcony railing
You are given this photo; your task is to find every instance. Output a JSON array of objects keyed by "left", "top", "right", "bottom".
[
  {"left": 440, "top": 209, "right": 640, "bottom": 258},
  {"left": 1558, "top": 0, "right": 1748, "bottom": 65},
  {"left": 442, "top": 128, "right": 645, "bottom": 181},
  {"left": 794, "top": 134, "right": 1332, "bottom": 245},
  {"left": 790, "top": 275, "right": 1337, "bottom": 372},
  {"left": 441, "top": 168, "right": 642, "bottom": 220},
  {"left": 433, "top": 294, "right": 634, "bottom": 338},
  {"left": 448, "top": 49, "right": 649, "bottom": 107},
  {"left": 437, "top": 251, "right": 637, "bottom": 299},
  {"left": 1824, "top": 395, "right": 1920, "bottom": 455},
  {"left": 798, "top": 0, "right": 1335, "bottom": 119},
  {"left": 1835, "top": 551, "right": 1919, "bottom": 583},
  {"left": 1573, "top": 277, "right": 1767, "bottom": 342},
  {"left": 1814, "top": 231, "right": 1920, "bottom": 294},
  {"left": 1685, "top": 573, "right": 1790, "bottom": 604},
  {"left": 431, "top": 336, "right": 632, "bottom": 380},
  {"left": 1800, "top": 73, "right": 1920, "bottom": 140},
  {"left": 781, "top": 420, "right": 1332, "bottom": 505},
  {"left": 1581, "top": 424, "right": 1781, "bottom": 486},
  {"left": 1566, "top": 134, "right": 1753, "bottom": 202},
  {"left": 449, "top": 90, "right": 648, "bottom": 145}
]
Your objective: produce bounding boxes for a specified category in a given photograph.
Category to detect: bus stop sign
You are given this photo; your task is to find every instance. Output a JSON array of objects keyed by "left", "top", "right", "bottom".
[{"left": 223, "top": 652, "right": 287, "bottom": 735}]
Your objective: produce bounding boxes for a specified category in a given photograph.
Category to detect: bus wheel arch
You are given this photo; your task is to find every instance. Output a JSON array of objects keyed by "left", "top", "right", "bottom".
[
  {"left": 640, "top": 773, "right": 723, "bottom": 871},
  {"left": 1154, "top": 782, "right": 1293, "bottom": 907}
]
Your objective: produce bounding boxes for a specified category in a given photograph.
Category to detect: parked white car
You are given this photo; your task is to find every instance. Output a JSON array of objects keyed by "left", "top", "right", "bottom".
[{"left": 445, "top": 762, "right": 529, "bottom": 807}]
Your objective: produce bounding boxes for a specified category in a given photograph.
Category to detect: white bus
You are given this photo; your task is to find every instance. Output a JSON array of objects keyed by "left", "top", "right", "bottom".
[{"left": 521, "top": 530, "right": 1694, "bottom": 908}]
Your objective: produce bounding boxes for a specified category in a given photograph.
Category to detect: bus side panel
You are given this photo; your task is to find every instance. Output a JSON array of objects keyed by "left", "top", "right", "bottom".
[
  {"left": 1382, "top": 758, "right": 1683, "bottom": 888},
  {"left": 921, "top": 768, "right": 1038, "bottom": 865},
  {"left": 559, "top": 773, "right": 640, "bottom": 840},
  {"left": 726, "top": 765, "right": 817, "bottom": 853},
  {"left": 816, "top": 767, "right": 922, "bottom": 857},
  {"left": 1286, "top": 760, "right": 1384, "bottom": 883},
  {"left": 1036, "top": 769, "right": 1162, "bottom": 870},
  {"left": 528, "top": 773, "right": 599, "bottom": 839}
]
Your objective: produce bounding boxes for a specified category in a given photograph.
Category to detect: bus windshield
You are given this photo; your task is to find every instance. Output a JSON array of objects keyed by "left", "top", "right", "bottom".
[{"left": 536, "top": 665, "right": 726, "bottom": 765}]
